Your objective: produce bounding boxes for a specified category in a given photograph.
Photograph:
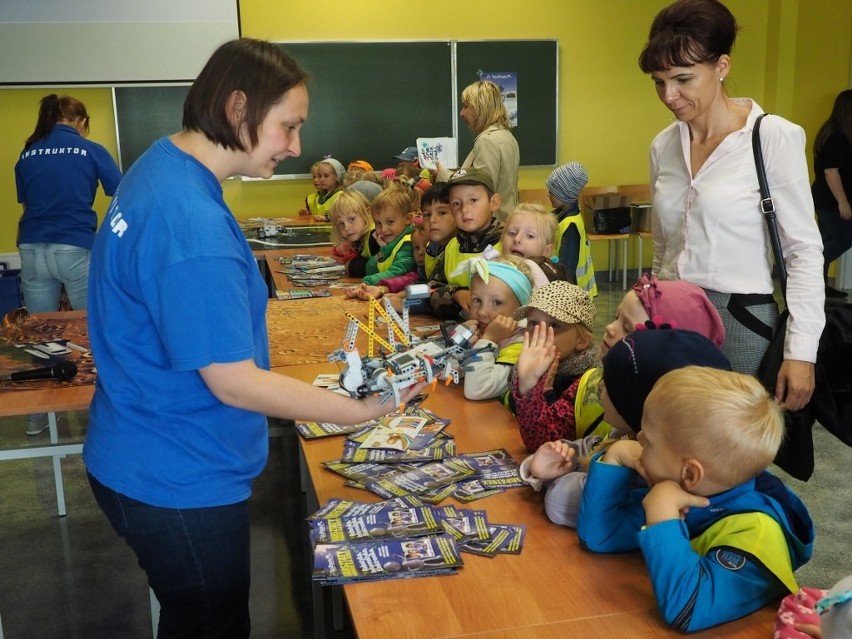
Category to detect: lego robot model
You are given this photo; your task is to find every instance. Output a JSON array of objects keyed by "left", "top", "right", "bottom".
[{"left": 327, "top": 285, "right": 474, "bottom": 407}]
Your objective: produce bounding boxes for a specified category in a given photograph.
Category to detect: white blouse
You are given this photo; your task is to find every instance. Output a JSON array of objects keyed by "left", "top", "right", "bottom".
[{"left": 650, "top": 99, "right": 825, "bottom": 363}]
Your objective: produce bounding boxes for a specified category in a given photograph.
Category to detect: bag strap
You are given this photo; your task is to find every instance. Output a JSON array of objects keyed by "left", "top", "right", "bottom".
[{"left": 752, "top": 113, "right": 788, "bottom": 301}]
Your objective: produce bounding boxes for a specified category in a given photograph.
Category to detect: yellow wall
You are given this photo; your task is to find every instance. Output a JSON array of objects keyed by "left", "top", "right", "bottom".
[{"left": 1, "top": 1, "right": 851, "bottom": 261}]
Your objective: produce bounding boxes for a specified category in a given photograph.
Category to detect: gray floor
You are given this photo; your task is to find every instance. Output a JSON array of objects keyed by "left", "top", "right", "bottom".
[{"left": 0, "top": 280, "right": 849, "bottom": 638}]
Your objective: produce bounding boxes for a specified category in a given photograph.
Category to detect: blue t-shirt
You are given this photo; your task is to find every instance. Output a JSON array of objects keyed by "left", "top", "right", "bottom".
[
  {"left": 84, "top": 137, "right": 271, "bottom": 509},
  {"left": 15, "top": 124, "right": 122, "bottom": 250}
]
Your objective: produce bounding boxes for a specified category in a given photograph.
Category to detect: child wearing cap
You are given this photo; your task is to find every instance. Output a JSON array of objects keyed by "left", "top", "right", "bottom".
[
  {"left": 546, "top": 162, "right": 597, "bottom": 297},
  {"left": 428, "top": 167, "right": 505, "bottom": 320},
  {"left": 452, "top": 255, "right": 534, "bottom": 401},
  {"left": 298, "top": 157, "right": 345, "bottom": 221},
  {"left": 573, "top": 273, "right": 726, "bottom": 442},
  {"left": 510, "top": 280, "right": 600, "bottom": 447},
  {"left": 578, "top": 365, "right": 814, "bottom": 633},
  {"left": 521, "top": 329, "right": 733, "bottom": 528},
  {"left": 501, "top": 203, "right": 558, "bottom": 261}
]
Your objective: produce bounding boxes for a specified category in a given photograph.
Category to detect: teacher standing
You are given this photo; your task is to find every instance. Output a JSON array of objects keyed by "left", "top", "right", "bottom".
[
  {"left": 640, "top": 0, "right": 824, "bottom": 411},
  {"left": 84, "top": 39, "right": 423, "bottom": 638},
  {"left": 438, "top": 80, "right": 520, "bottom": 222},
  {"left": 14, "top": 94, "right": 122, "bottom": 312}
]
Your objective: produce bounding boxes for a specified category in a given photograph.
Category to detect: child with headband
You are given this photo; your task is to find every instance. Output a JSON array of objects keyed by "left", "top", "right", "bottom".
[{"left": 454, "top": 255, "right": 534, "bottom": 401}]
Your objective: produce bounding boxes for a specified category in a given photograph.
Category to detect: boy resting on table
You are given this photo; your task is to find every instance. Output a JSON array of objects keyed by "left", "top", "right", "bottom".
[{"left": 578, "top": 366, "right": 814, "bottom": 633}]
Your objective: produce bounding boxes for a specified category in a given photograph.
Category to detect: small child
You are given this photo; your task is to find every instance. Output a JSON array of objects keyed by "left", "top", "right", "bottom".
[
  {"left": 455, "top": 255, "right": 534, "bottom": 401},
  {"left": 520, "top": 328, "right": 732, "bottom": 528},
  {"left": 345, "top": 180, "right": 382, "bottom": 204},
  {"left": 546, "top": 162, "right": 597, "bottom": 296},
  {"left": 360, "top": 185, "right": 417, "bottom": 286},
  {"left": 578, "top": 365, "right": 814, "bottom": 633},
  {"left": 501, "top": 203, "right": 557, "bottom": 260},
  {"left": 329, "top": 190, "right": 379, "bottom": 277},
  {"left": 351, "top": 224, "right": 428, "bottom": 303},
  {"left": 429, "top": 167, "right": 504, "bottom": 320},
  {"left": 510, "top": 281, "right": 600, "bottom": 447},
  {"left": 574, "top": 273, "right": 726, "bottom": 441},
  {"left": 300, "top": 157, "right": 345, "bottom": 221},
  {"left": 421, "top": 184, "right": 457, "bottom": 280}
]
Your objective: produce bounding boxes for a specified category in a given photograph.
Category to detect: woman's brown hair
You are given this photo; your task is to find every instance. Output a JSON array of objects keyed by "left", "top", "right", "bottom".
[{"left": 25, "top": 94, "right": 89, "bottom": 148}]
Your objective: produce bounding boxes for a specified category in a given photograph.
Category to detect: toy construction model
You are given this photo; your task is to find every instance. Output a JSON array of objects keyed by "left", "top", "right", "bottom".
[{"left": 328, "top": 284, "right": 474, "bottom": 407}]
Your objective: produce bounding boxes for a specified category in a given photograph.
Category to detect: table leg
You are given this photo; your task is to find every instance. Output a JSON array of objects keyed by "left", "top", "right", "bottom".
[
  {"left": 47, "top": 411, "right": 68, "bottom": 517},
  {"left": 150, "top": 588, "right": 160, "bottom": 639}
]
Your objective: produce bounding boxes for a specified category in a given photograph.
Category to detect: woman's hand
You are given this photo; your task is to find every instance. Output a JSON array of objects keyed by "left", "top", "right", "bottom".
[
  {"left": 776, "top": 359, "right": 815, "bottom": 411},
  {"left": 516, "top": 322, "right": 557, "bottom": 396}
]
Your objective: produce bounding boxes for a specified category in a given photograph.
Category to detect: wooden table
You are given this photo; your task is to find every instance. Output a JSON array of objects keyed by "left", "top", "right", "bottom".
[{"left": 284, "top": 362, "right": 777, "bottom": 639}]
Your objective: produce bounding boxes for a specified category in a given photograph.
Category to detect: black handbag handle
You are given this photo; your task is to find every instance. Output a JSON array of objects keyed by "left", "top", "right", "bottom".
[{"left": 752, "top": 113, "right": 788, "bottom": 300}]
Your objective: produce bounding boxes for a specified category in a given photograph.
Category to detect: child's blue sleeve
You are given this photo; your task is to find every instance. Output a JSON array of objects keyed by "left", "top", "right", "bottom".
[
  {"left": 577, "top": 453, "right": 647, "bottom": 552},
  {"left": 638, "top": 519, "right": 788, "bottom": 632}
]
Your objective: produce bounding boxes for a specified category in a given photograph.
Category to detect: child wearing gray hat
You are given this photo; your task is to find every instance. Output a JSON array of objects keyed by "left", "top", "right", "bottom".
[{"left": 544, "top": 162, "right": 598, "bottom": 297}]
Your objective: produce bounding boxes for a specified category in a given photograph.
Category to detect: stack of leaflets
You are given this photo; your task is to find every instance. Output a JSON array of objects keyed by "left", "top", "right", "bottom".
[
  {"left": 308, "top": 497, "right": 464, "bottom": 585},
  {"left": 307, "top": 496, "right": 527, "bottom": 585},
  {"left": 323, "top": 444, "right": 525, "bottom": 505},
  {"left": 275, "top": 287, "right": 332, "bottom": 300},
  {"left": 276, "top": 254, "right": 345, "bottom": 286}
]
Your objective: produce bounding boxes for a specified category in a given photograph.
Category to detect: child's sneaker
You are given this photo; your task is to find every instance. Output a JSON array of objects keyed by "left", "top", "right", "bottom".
[{"left": 25, "top": 413, "right": 50, "bottom": 436}]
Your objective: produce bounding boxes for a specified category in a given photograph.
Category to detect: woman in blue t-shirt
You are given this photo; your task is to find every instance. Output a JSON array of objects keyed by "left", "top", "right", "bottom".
[
  {"left": 14, "top": 93, "right": 122, "bottom": 312},
  {"left": 85, "top": 39, "right": 424, "bottom": 639}
]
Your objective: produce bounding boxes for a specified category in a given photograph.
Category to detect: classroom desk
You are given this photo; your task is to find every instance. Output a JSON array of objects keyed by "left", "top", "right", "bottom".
[{"left": 283, "top": 361, "right": 777, "bottom": 639}]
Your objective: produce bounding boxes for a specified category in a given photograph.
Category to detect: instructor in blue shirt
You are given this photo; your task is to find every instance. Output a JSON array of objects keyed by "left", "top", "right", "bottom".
[
  {"left": 14, "top": 93, "right": 122, "bottom": 312},
  {"left": 85, "top": 39, "right": 424, "bottom": 639}
]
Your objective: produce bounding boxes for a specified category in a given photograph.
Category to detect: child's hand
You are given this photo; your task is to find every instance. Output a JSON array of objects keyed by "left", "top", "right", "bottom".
[
  {"left": 357, "top": 285, "right": 385, "bottom": 300},
  {"left": 601, "top": 439, "right": 644, "bottom": 472},
  {"left": 529, "top": 440, "right": 576, "bottom": 480},
  {"left": 297, "top": 207, "right": 310, "bottom": 216},
  {"left": 372, "top": 229, "right": 388, "bottom": 247},
  {"left": 453, "top": 289, "right": 471, "bottom": 315},
  {"left": 794, "top": 623, "right": 822, "bottom": 638},
  {"left": 461, "top": 319, "right": 480, "bottom": 346},
  {"left": 516, "top": 322, "right": 557, "bottom": 396},
  {"left": 344, "top": 284, "right": 365, "bottom": 299},
  {"left": 481, "top": 315, "right": 518, "bottom": 344},
  {"left": 312, "top": 214, "right": 327, "bottom": 223},
  {"left": 642, "top": 480, "right": 710, "bottom": 526}
]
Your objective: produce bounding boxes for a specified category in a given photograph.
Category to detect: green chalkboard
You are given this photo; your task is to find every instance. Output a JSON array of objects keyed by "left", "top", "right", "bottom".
[
  {"left": 456, "top": 40, "right": 558, "bottom": 167},
  {"left": 276, "top": 41, "right": 454, "bottom": 176},
  {"left": 113, "top": 85, "right": 190, "bottom": 172},
  {"left": 111, "top": 41, "right": 557, "bottom": 178}
]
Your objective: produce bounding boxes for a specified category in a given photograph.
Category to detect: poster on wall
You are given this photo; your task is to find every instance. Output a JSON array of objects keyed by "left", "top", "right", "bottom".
[{"left": 479, "top": 71, "right": 518, "bottom": 127}]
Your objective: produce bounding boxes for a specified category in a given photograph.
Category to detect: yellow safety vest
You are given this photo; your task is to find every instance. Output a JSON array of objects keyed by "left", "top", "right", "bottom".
[
  {"left": 424, "top": 252, "right": 440, "bottom": 279},
  {"left": 442, "top": 238, "right": 504, "bottom": 287},
  {"left": 376, "top": 234, "right": 411, "bottom": 273},
  {"left": 574, "top": 367, "right": 614, "bottom": 440},
  {"left": 307, "top": 190, "right": 342, "bottom": 220},
  {"left": 554, "top": 213, "right": 597, "bottom": 298},
  {"left": 359, "top": 221, "right": 376, "bottom": 259}
]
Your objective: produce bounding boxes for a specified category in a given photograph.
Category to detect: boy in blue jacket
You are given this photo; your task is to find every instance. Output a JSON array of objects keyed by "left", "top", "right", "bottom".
[{"left": 578, "top": 365, "right": 814, "bottom": 633}]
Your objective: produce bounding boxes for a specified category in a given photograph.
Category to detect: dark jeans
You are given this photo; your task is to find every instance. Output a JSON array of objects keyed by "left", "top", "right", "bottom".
[
  {"left": 88, "top": 473, "right": 251, "bottom": 639},
  {"left": 817, "top": 207, "right": 852, "bottom": 275}
]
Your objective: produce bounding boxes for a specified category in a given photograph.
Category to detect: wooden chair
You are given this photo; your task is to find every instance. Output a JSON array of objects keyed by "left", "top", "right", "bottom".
[
  {"left": 581, "top": 185, "right": 630, "bottom": 289},
  {"left": 618, "top": 184, "right": 652, "bottom": 281}
]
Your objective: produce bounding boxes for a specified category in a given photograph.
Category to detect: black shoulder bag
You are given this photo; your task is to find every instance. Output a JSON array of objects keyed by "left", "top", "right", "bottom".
[{"left": 753, "top": 113, "right": 852, "bottom": 481}]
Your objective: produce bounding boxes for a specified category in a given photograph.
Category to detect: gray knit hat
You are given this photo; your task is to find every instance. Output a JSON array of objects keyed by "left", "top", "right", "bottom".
[
  {"left": 346, "top": 180, "right": 383, "bottom": 202},
  {"left": 545, "top": 162, "right": 589, "bottom": 204},
  {"left": 320, "top": 157, "right": 346, "bottom": 184}
]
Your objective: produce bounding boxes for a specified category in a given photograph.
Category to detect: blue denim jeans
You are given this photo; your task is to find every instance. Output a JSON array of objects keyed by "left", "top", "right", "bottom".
[
  {"left": 88, "top": 474, "right": 251, "bottom": 639},
  {"left": 18, "top": 243, "right": 90, "bottom": 312}
]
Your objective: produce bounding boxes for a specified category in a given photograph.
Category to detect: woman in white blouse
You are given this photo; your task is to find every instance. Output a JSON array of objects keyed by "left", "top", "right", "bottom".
[{"left": 639, "top": 0, "right": 824, "bottom": 411}]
